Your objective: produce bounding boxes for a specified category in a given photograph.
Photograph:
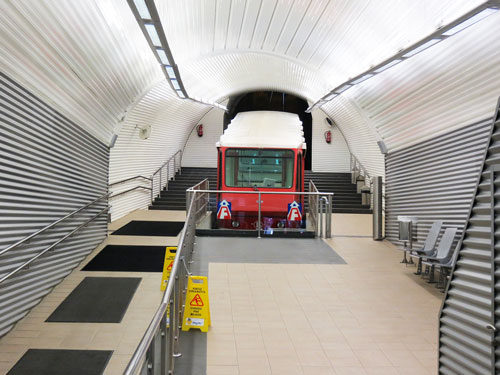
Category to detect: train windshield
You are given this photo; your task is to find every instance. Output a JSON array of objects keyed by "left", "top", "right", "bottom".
[{"left": 225, "top": 149, "right": 295, "bottom": 188}]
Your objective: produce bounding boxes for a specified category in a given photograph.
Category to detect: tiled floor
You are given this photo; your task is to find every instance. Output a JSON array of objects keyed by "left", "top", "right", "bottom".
[{"left": 0, "top": 210, "right": 442, "bottom": 375}]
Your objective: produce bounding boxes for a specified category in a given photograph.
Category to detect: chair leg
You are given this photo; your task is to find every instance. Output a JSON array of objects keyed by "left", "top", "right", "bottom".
[
  {"left": 414, "top": 258, "right": 423, "bottom": 275},
  {"left": 427, "top": 265, "right": 436, "bottom": 283}
]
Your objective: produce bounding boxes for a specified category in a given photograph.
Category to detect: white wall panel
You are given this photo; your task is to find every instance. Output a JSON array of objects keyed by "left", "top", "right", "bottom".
[
  {"left": 322, "top": 96, "right": 385, "bottom": 178},
  {"left": 182, "top": 105, "right": 226, "bottom": 168},
  {"left": 311, "top": 108, "right": 350, "bottom": 173},
  {"left": 109, "top": 81, "right": 209, "bottom": 221}
]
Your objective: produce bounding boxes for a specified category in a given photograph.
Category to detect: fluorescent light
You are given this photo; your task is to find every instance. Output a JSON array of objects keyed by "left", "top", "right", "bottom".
[
  {"left": 324, "top": 93, "right": 338, "bottom": 101},
  {"left": 374, "top": 59, "right": 402, "bottom": 73},
  {"left": 145, "top": 24, "right": 161, "bottom": 47},
  {"left": 176, "top": 90, "right": 185, "bottom": 98},
  {"left": 351, "top": 73, "right": 374, "bottom": 85},
  {"left": 443, "top": 8, "right": 498, "bottom": 36},
  {"left": 403, "top": 38, "right": 442, "bottom": 57},
  {"left": 335, "top": 85, "right": 352, "bottom": 94},
  {"left": 165, "top": 66, "right": 175, "bottom": 78},
  {"left": 133, "top": 0, "right": 151, "bottom": 19},
  {"left": 157, "top": 49, "right": 171, "bottom": 65},
  {"left": 171, "top": 79, "right": 181, "bottom": 90}
]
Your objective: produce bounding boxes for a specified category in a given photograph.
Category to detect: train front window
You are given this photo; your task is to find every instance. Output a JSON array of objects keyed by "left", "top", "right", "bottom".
[{"left": 225, "top": 149, "right": 295, "bottom": 188}]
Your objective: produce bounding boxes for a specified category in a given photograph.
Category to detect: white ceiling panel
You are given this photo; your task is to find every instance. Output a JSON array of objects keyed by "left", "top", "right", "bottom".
[
  {"left": 179, "top": 51, "right": 329, "bottom": 103},
  {"left": 250, "top": 0, "right": 278, "bottom": 49}
]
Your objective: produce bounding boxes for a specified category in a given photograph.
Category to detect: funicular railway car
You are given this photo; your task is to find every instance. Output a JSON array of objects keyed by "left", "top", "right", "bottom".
[{"left": 216, "top": 111, "right": 306, "bottom": 231}]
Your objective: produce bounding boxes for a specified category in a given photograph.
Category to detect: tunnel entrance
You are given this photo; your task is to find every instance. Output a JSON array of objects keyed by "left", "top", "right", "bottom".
[{"left": 223, "top": 91, "right": 313, "bottom": 170}]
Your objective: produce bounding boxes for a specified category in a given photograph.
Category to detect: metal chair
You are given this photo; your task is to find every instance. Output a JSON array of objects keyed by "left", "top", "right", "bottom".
[
  {"left": 414, "top": 227, "right": 457, "bottom": 283},
  {"left": 400, "top": 220, "right": 443, "bottom": 271}
]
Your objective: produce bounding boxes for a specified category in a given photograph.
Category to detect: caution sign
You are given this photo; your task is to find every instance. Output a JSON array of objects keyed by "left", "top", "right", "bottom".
[
  {"left": 160, "top": 247, "right": 177, "bottom": 291},
  {"left": 182, "top": 276, "right": 211, "bottom": 332}
]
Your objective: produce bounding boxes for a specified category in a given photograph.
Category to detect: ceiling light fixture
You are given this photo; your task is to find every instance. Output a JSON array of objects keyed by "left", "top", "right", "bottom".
[
  {"left": 306, "top": 2, "right": 500, "bottom": 113},
  {"left": 127, "top": 0, "right": 227, "bottom": 111}
]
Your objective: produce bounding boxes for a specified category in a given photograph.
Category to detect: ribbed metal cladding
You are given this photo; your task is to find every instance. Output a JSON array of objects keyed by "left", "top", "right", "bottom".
[
  {"left": 0, "top": 72, "right": 108, "bottom": 336},
  {"left": 385, "top": 119, "right": 491, "bottom": 247},
  {"left": 439, "top": 100, "right": 500, "bottom": 375}
]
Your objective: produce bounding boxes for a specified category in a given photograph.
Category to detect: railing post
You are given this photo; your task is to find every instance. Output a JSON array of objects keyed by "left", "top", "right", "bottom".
[
  {"left": 372, "top": 176, "right": 383, "bottom": 240},
  {"left": 172, "top": 159, "right": 175, "bottom": 181},
  {"left": 160, "top": 313, "right": 167, "bottom": 375},
  {"left": 166, "top": 163, "right": 170, "bottom": 191},
  {"left": 178, "top": 151, "right": 182, "bottom": 176},
  {"left": 257, "top": 192, "right": 262, "bottom": 239},
  {"left": 167, "top": 297, "right": 175, "bottom": 374},
  {"left": 151, "top": 176, "right": 154, "bottom": 203},
  {"left": 326, "top": 195, "right": 332, "bottom": 239},
  {"left": 160, "top": 169, "right": 162, "bottom": 192}
]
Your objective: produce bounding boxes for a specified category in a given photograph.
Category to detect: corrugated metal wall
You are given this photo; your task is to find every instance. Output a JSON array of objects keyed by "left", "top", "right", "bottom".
[
  {"left": 0, "top": 72, "right": 109, "bottom": 336},
  {"left": 439, "top": 100, "right": 500, "bottom": 375},
  {"left": 385, "top": 119, "right": 491, "bottom": 248},
  {"left": 109, "top": 81, "right": 211, "bottom": 221}
]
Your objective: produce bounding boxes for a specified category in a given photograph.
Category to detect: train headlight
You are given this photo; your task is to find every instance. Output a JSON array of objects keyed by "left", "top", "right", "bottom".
[
  {"left": 232, "top": 220, "right": 240, "bottom": 228},
  {"left": 277, "top": 221, "right": 285, "bottom": 228}
]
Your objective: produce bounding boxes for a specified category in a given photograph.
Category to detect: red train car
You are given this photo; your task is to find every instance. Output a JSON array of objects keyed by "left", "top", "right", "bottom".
[{"left": 216, "top": 111, "right": 306, "bottom": 230}]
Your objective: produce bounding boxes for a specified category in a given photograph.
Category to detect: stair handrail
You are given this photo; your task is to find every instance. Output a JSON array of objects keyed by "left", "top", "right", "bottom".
[
  {"left": 0, "top": 193, "right": 110, "bottom": 259},
  {"left": 350, "top": 152, "right": 371, "bottom": 188},
  {"left": 150, "top": 150, "right": 182, "bottom": 200}
]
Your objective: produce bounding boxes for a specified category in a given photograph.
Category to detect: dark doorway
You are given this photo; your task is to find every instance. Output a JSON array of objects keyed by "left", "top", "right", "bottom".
[{"left": 223, "top": 91, "right": 313, "bottom": 170}]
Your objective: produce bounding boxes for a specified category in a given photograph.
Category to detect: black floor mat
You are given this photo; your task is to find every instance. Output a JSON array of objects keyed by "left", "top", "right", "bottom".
[
  {"left": 46, "top": 277, "right": 141, "bottom": 323},
  {"left": 82, "top": 245, "right": 166, "bottom": 272},
  {"left": 7, "top": 349, "right": 112, "bottom": 375},
  {"left": 112, "top": 221, "right": 184, "bottom": 236}
]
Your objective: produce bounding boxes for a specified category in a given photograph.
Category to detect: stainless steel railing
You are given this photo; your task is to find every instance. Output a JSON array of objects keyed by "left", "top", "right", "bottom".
[
  {"left": 122, "top": 186, "right": 334, "bottom": 374},
  {"left": 123, "top": 188, "right": 201, "bottom": 375},
  {"left": 186, "top": 187, "right": 333, "bottom": 239},
  {"left": 350, "top": 152, "right": 371, "bottom": 187},
  {"left": 108, "top": 150, "right": 182, "bottom": 205},
  {"left": 0, "top": 194, "right": 109, "bottom": 284}
]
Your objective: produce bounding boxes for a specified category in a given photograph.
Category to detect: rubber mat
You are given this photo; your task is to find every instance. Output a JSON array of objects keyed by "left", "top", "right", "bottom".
[
  {"left": 82, "top": 245, "right": 166, "bottom": 272},
  {"left": 112, "top": 221, "right": 184, "bottom": 236},
  {"left": 7, "top": 349, "right": 112, "bottom": 375},
  {"left": 46, "top": 277, "right": 141, "bottom": 323}
]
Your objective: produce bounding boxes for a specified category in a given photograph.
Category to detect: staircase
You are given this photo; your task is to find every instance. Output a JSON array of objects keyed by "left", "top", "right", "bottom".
[
  {"left": 149, "top": 168, "right": 217, "bottom": 211},
  {"left": 305, "top": 171, "right": 372, "bottom": 214},
  {"left": 150, "top": 168, "right": 371, "bottom": 214}
]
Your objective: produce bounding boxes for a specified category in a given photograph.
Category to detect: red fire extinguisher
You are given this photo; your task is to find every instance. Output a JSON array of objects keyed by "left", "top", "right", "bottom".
[
  {"left": 196, "top": 124, "right": 203, "bottom": 137},
  {"left": 324, "top": 130, "right": 331, "bottom": 143}
]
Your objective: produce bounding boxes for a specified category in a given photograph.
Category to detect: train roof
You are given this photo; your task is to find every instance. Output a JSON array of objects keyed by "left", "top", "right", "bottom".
[{"left": 217, "top": 111, "right": 306, "bottom": 149}]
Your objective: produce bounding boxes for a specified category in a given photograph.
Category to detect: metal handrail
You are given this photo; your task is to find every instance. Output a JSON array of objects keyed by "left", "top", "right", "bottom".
[
  {"left": 350, "top": 152, "right": 371, "bottom": 183},
  {"left": 109, "top": 175, "right": 152, "bottom": 187},
  {"left": 0, "top": 207, "right": 109, "bottom": 284},
  {"left": 123, "top": 190, "right": 197, "bottom": 375},
  {"left": 0, "top": 193, "right": 110, "bottom": 258}
]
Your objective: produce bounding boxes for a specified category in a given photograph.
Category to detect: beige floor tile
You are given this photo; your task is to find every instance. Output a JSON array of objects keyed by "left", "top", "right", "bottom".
[
  {"left": 332, "top": 366, "right": 368, "bottom": 375},
  {"left": 207, "top": 365, "right": 240, "bottom": 375}
]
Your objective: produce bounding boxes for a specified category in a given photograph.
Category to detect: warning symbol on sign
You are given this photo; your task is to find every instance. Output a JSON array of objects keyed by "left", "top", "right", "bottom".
[
  {"left": 166, "top": 261, "right": 173, "bottom": 272},
  {"left": 190, "top": 294, "right": 204, "bottom": 307},
  {"left": 182, "top": 276, "right": 211, "bottom": 332},
  {"left": 160, "top": 247, "right": 177, "bottom": 291}
]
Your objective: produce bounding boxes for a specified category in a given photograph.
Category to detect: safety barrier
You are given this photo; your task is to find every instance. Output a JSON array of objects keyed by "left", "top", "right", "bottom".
[{"left": 185, "top": 186, "right": 333, "bottom": 239}]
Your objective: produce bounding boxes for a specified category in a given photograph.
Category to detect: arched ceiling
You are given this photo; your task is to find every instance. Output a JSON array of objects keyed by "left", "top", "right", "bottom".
[{"left": 1, "top": 0, "right": 499, "bottom": 173}]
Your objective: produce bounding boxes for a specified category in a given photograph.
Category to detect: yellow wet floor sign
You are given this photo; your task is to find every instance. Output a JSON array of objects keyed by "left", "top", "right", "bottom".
[
  {"left": 160, "top": 247, "right": 177, "bottom": 291},
  {"left": 182, "top": 276, "right": 210, "bottom": 332}
]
